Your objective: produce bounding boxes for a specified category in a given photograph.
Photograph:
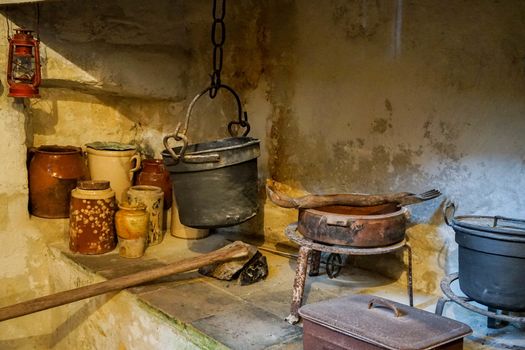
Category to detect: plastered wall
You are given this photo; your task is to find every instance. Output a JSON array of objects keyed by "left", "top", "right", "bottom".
[{"left": 0, "top": 1, "right": 524, "bottom": 334}]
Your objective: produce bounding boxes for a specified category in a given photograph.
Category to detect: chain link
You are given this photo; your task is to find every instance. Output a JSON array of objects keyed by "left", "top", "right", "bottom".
[{"left": 209, "top": 0, "right": 226, "bottom": 98}]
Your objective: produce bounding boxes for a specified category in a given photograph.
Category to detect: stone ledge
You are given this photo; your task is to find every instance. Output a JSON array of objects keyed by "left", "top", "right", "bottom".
[{"left": 47, "top": 232, "right": 426, "bottom": 349}]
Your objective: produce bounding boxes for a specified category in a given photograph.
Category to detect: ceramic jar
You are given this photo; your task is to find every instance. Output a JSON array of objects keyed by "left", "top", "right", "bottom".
[
  {"left": 127, "top": 185, "right": 164, "bottom": 245},
  {"left": 135, "top": 159, "right": 172, "bottom": 210},
  {"left": 69, "top": 180, "right": 117, "bottom": 255},
  {"left": 170, "top": 194, "right": 209, "bottom": 239},
  {"left": 85, "top": 142, "right": 141, "bottom": 203},
  {"left": 115, "top": 202, "right": 149, "bottom": 258},
  {"left": 29, "top": 145, "right": 88, "bottom": 218}
]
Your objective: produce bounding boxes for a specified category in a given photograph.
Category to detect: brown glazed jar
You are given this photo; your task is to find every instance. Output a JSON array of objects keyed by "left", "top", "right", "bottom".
[
  {"left": 135, "top": 159, "right": 172, "bottom": 210},
  {"left": 28, "top": 145, "right": 88, "bottom": 218},
  {"left": 69, "top": 180, "right": 117, "bottom": 254}
]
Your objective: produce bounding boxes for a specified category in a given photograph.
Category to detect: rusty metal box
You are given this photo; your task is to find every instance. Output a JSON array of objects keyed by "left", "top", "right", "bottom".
[{"left": 299, "top": 294, "right": 472, "bottom": 350}]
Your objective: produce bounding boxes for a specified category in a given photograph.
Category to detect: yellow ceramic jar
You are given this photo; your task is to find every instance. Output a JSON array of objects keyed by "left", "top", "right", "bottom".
[{"left": 115, "top": 202, "right": 149, "bottom": 258}]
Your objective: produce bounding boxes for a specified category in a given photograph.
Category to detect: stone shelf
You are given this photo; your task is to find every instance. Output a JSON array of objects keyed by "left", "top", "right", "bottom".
[
  {"left": 46, "top": 231, "right": 515, "bottom": 349},
  {"left": 0, "top": 0, "right": 50, "bottom": 5}
]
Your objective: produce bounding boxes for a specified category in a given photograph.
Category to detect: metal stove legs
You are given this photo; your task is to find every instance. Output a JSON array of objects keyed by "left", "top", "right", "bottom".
[
  {"left": 286, "top": 243, "right": 414, "bottom": 324},
  {"left": 404, "top": 244, "right": 414, "bottom": 307},
  {"left": 308, "top": 250, "right": 321, "bottom": 277},
  {"left": 435, "top": 297, "right": 451, "bottom": 316},
  {"left": 435, "top": 275, "right": 512, "bottom": 329},
  {"left": 285, "top": 246, "right": 312, "bottom": 324}
]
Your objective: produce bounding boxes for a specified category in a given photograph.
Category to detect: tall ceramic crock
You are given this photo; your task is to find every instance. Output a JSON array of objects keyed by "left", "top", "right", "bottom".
[
  {"left": 127, "top": 185, "right": 164, "bottom": 246},
  {"left": 85, "top": 142, "right": 141, "bottom": 203},
  {"left": 29, "top": 145, "right": 88, "bottom": 218},
  {"left": 69, "top": 180, "right": 117, "bottom": 254}
]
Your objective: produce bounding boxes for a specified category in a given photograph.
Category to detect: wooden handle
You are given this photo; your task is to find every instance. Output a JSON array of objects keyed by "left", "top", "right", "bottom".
[
  {"left": 0, "top": 242, "right": 250, "bottom": 322},
  {"left": 266, "top": 182, "right": 410, "bottom": 209}
]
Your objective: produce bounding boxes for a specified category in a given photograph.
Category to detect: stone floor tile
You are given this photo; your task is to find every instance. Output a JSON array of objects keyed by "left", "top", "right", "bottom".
[
  {"left": 191, "top": 304, "right": 302, "bottom": 350},
  {"left": 244, "top": 286, "right": 341, "bottom": 321},
  {"left": 263, "top": 335, "right": 303, "bottom": 350},
  {"left": 139, "top": 280, "right": 243, "bottom": 324}
]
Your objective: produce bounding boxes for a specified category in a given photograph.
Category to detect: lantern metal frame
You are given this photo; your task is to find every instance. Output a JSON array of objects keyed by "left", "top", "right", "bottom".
[{"left": 6, "top": 29, "right": 41, "bottom": 98}]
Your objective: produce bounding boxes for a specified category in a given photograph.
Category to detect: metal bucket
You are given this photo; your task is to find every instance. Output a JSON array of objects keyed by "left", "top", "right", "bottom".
[
  {"left": 162, "top": 86, "right": 260, "bottom": 228},
  {"left": 162, "top": 137, "right": 260, "bottom": 228}
]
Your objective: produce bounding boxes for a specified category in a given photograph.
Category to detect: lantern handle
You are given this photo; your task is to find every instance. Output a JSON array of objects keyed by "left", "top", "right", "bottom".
[
  {"left": 32, "top": 37, "right": 41, "bottom": 88},
  {"left": 6, "top": 37, "right": 14, "bottom": 84}
]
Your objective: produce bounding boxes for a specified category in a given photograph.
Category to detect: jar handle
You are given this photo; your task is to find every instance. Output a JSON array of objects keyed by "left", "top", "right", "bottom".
[{"left": 129, "top": 154, "right": 141, "bottom": 181}]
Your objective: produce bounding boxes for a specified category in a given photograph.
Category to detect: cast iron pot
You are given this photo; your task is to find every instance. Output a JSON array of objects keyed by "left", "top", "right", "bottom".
[
  {"left": 298, "top": 203, "right": 407, "bottom": 247},
  {"left": 444, "top": 202, "right": 525, "bottom": 312}
]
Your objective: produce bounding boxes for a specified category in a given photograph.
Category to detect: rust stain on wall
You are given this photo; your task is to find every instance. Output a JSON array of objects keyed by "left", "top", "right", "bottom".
[
  {"left": 330, "top": 0, "right": 384, "bottom": 39},
  {"left": 371, "top": 118, "right": 392, "bottom": 134},
  {"left": 423, "top": 119, "right": 462, "bottom": 161}
]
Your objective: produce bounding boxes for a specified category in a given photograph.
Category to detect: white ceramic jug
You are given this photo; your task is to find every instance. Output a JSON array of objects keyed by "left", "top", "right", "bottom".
[{"left": 85, "top": 142, "right": 141, "bottom": 203}]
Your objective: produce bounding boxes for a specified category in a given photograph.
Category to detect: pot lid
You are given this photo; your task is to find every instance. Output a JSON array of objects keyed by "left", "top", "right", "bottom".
[
  {"left": 78, "top": 180, "right": 110, "bottom": 190},
  {"left": 299, "top": 295, "right": 471, "bottom": 350},
  {"left": 453, "top": 215, "right": 525, "bottom": 236},
  {"left": 86, "top": 141, "right": 136, "bottom": 151}
]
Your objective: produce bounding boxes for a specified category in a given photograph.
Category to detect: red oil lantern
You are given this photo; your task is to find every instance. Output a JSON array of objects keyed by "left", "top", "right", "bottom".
[{"left": 6, "top": 29, "right": 41, "bottom": 98}]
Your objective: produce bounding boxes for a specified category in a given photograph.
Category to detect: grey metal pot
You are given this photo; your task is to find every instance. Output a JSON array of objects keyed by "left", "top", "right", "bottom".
[
  {"left": 444, "top": 202, "right": 525, "bottom": 312},
  {"left": 162, "top": 86, "right": 260, "bottom": 229}
]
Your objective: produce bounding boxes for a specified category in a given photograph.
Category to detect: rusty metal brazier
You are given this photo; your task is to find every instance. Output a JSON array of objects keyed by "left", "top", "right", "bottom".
[{"left": 298, "top": 203, "right": 407, "bottom": 247}]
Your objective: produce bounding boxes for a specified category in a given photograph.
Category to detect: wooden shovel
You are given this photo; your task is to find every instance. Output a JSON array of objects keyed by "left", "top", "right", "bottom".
[
  {"left": 0, "top": 241, "right": 250, "bottom": 322},
  {"left": 266, "top": 181, "right": 441, "bottom": 209}
]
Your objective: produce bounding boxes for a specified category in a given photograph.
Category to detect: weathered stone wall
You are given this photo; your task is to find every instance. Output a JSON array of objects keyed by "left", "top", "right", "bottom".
[
  {"left": 0, "top": 3, "right": 524, "bottom": 340},
  {"left": 244, "top": 0, "right": 525, "bottom": 294}
]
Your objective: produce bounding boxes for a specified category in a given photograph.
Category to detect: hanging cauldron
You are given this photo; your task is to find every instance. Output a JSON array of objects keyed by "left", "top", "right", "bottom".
[
  {"left": 162, "top": 86, "right": 260, "bottom": 229},
  {"left": 444, "top": 202, "right": 525, "bottom": 312}
]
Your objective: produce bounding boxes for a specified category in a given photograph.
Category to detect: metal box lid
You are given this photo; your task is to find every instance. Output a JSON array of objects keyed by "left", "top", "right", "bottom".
[{"left": 299, "top": 294, "right": 472, "bottom": 350}]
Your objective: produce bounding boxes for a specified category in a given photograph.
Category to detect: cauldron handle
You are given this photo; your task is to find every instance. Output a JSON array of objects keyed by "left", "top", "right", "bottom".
[
  {"left": 164, "top": 84, "right": 250, "bottom": 163},
  {"left": 443, "top": 200, "right": 456, "bottom": 227},
  {"left": 181, "top": 85, "right": 250, "bottom": 138}
]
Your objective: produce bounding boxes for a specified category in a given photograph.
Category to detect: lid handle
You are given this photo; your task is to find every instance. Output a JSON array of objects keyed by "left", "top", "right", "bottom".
[{"left": 367, "top": 298, "right": 401, "bottom": 317}]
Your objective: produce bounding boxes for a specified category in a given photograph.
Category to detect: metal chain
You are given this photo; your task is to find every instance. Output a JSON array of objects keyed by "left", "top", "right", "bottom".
[{"left": 209, "top": 0, "right": 226, "bottom": 98}]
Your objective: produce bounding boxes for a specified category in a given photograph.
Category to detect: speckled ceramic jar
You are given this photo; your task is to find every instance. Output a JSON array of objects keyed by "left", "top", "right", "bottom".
[
  {"left": 69, "top": 180, "right": 117, "bottom": 255},
  {"left": 115, "top": 202, "right": 149, "bottom": 258},
  {"left": 127, "top": 185, "right": 164, "bottom": 246}
]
